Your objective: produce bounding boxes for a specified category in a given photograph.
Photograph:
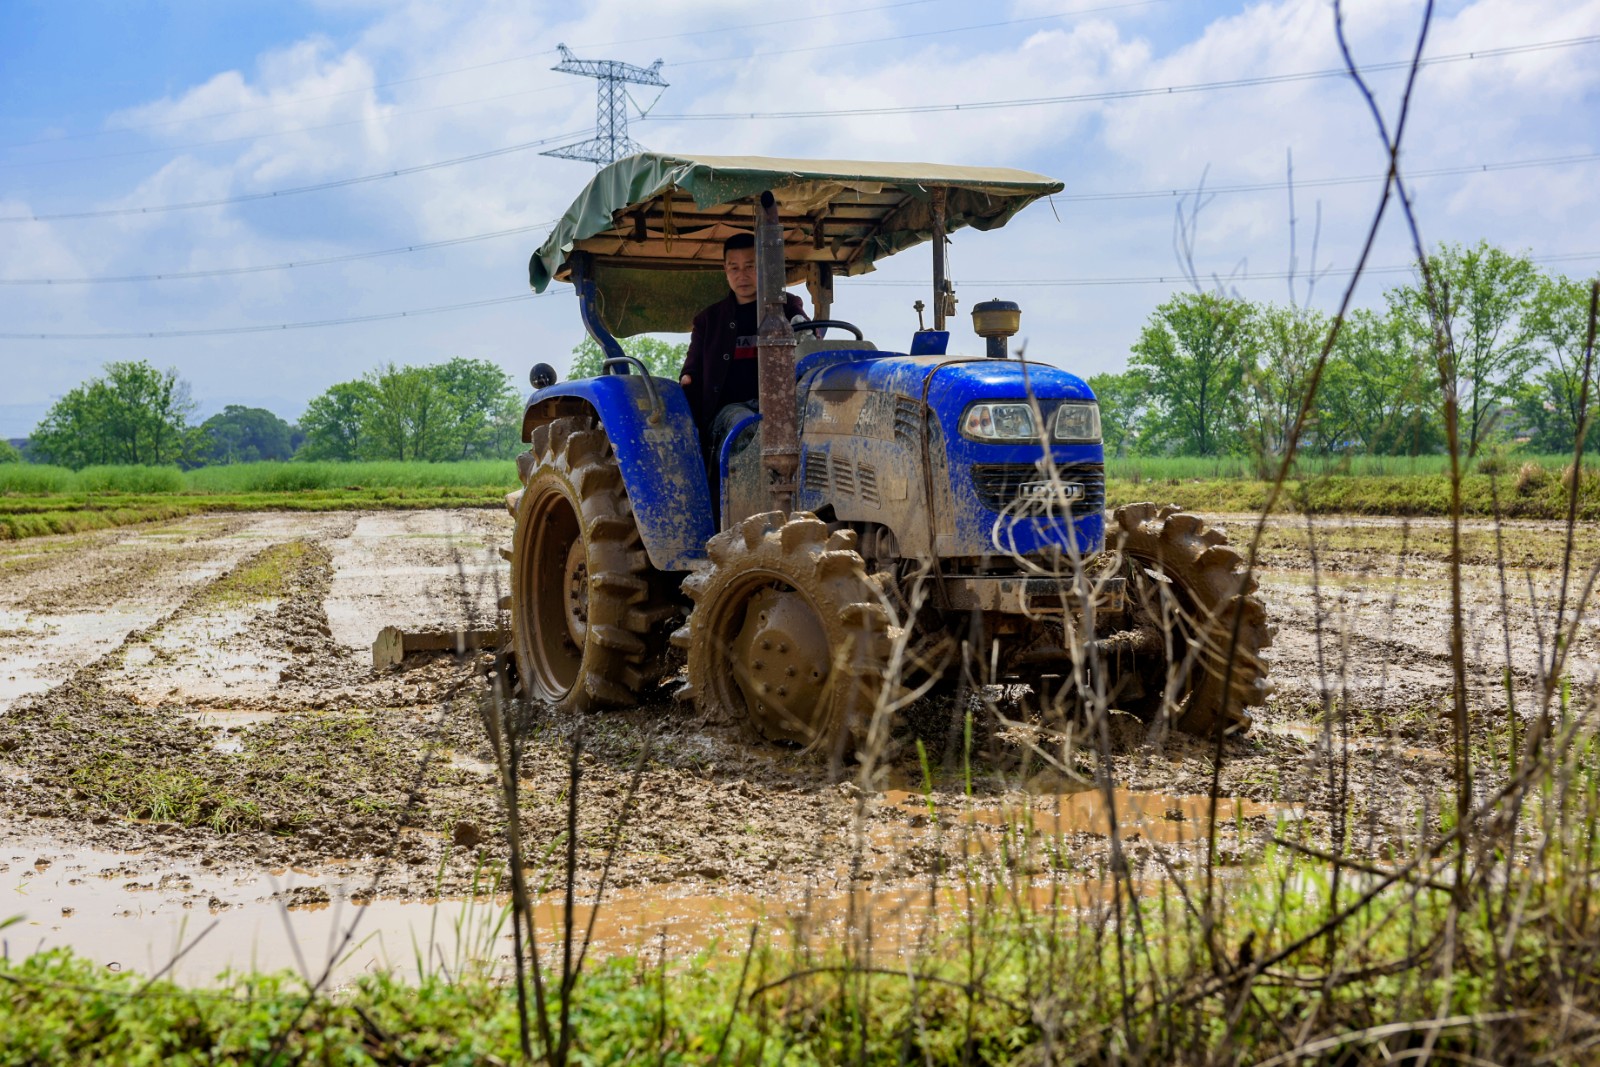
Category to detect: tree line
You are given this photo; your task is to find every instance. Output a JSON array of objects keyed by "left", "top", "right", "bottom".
[
  {"left": 22, "top": 357, "right": 526, "bottom": 469},
  {"left": 12, "top": 242, "right": 1591, "bottom": 471},
  {"left": 1090, "top": 241, "right": 1598, "bottom": 461}
]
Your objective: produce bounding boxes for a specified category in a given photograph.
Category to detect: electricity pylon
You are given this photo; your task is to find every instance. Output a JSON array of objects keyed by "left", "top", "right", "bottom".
[{"left": 541, "top": 44, "right": 668, "bottom": 167}]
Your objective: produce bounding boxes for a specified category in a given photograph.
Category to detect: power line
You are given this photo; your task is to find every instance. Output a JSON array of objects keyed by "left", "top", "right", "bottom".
[
  {"left": 1059, "top": 152, "right": 1600, "bottom": 203},
  {"left": 8, "top": 149, "right": 1596, "bottom": 286},
  {"left": 664, "top": 0, "right": 1165, "bottom": 69},
  {"left": 0, "top": 220, "right": 560, "bottom": 285},
  {"left": 0, "top": 130, "right": 589, "bottom": 223},
  {"left": 0, "top": 0, "right": 952, "bottom": 152},
  {"left": 854, "top": 251, "right": 1600, "bottom": 289},
  {"left": 0, "top": 0, "right": 1061, "bottom": 170},
  {"left": 0, "top": 83, "right": 575, "bottom": 171},
  {"left": 0, "top": 293, "right": 547, "bottom": 340},
  {"left": 647, "top": 34, "right": 1600, "bottom": 120},
  {"left": 16, "top": 31, "right": 1590, "bottom": 226},
  {"left": 9, "top": 252, "right": 1596, "bottom": 341}
]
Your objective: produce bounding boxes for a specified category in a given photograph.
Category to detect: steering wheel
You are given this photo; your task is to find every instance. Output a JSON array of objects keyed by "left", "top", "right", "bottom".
[{"left": 790, "top": 319, "right": 864, "bottom": 340}]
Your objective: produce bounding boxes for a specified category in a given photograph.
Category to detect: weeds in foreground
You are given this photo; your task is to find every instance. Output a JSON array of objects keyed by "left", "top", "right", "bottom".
[{"left": 5, "top": 4, "right": 1600, "bottom": 1064}]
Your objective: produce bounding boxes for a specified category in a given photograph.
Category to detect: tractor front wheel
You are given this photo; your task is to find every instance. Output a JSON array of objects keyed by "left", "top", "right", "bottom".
[
  {"left": 675, "top": 512, "right": 898, "bottom": 761},
  {"left": 1109, "top": 503, "right": 1273, "bottom": 735},
  {"left": 511, "top": 415, "right": 675, "bottom": 711}
]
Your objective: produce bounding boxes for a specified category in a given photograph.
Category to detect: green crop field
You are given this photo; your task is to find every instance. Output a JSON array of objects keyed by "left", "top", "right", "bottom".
[
  {"left": 0, "top": 461, "right": 521, "bottom": 539},
  {"left": 2, "top": 456, "right": 1597, "bottom": 540}
]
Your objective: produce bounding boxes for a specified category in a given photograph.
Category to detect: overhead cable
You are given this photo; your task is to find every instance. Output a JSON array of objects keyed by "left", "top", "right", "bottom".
[
  {"left": 648, "top": 34, "right": 1600, "bottom": 119},
  {"left": 7, "top": 147, "right": 1592, "bottom": 283},
  {"left": 0, "top": 130, "right": 589, "bottom": 223},
  {"left": 0, "top": 220, "right": 560, "bottom": 285},
  {"left": 0, "top": 84, "right": 575, "bottom": 171},
  {"left": 15, "top": 34, "right": 1587, "bottom": 224},
  {"left": 0, "top": 293, "right": 547, "bottom": 340},
  {"left": 665, "top": 0, "right": 1164, "bottom": 68},
  {"left": 2, "top": 0, "right": 953, "bottom": 151},
  {"left": 8, "top": 252, "right": 1597, "bottom": 341},
  {"left": 1058, "top": 152, "right": 1600, "bottom": 203},
  {"left": 853, "top": 251, "right": 1600, "bottom": 289}
]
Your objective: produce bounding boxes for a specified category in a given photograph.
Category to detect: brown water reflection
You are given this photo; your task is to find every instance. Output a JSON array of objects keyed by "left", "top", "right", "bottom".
[{"left": 3, "top": 783, "right": 1280, "bottom": 986}]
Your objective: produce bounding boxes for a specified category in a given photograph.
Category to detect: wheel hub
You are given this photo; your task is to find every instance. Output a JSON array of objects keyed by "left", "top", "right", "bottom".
[
  {"left": 562, "top": 538, "right": 588, "bottom": 648},
  {"left": 729, "top": 586, "right": 831, "bottom": 745}
]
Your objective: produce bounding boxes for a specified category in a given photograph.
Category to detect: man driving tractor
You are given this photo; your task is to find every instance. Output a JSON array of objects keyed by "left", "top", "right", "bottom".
[{"left": 677, "top": 232, "right": 806, "bottom": 468}]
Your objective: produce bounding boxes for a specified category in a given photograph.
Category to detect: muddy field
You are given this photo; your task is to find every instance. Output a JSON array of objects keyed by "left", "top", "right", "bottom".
[{"left": 1, "top": 508, "right": 1596, "bottom": 982}]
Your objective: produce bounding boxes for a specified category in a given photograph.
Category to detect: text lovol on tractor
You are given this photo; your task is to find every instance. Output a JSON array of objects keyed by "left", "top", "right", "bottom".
[{"left": 504, "top": 154, "right": 1271, "bottom": 762}]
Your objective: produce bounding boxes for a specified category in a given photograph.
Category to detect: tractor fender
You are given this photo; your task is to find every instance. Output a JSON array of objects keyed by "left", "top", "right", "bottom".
[{"left": 521, "top": 375, "right": 713, "bottom": 571}]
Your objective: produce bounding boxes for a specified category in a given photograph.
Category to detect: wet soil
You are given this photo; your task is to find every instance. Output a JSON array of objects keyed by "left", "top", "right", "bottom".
[{"left": 1, "top": 508, "right": 1595, "bottom": 982}]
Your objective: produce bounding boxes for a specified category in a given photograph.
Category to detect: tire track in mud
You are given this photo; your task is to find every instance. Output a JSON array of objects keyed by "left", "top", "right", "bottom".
[
  {"left": 9, "top": 507, "right": 1583, "bottom": 939},
  {"left": 0, "top": 516, "right": 470, "bottom": 873}
]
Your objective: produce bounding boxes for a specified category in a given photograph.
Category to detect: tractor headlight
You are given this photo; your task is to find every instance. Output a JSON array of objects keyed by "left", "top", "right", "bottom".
[
  {"left": 1053, "top": 402, "right": 1102, "bottom": 442},
  {"left": 961, "top": 402, "right": 1038, "bottom": 441}
]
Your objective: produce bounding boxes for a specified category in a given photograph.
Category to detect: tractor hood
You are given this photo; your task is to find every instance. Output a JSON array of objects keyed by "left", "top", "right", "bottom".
[
  {"left": 805, "top": 354, "right": 1096, "bottom": 408},
  {"left": 528, "top": 153, "right": 1062, "bottom": 337}
]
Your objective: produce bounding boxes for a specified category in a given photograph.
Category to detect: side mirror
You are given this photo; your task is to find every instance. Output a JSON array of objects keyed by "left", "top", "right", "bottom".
[{"left": 529, "top": 363, "right": 557, "bottom": 389}]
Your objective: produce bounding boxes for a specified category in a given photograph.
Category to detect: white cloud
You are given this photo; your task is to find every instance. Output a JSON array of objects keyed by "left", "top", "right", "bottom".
[{"left": 1, "top": 0, "right": 1596, "bottom": 436}]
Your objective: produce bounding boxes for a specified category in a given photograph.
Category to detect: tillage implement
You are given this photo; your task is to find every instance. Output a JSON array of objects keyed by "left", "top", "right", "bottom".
[{"left": 506, "top": 154, "right": 1271, "bottom": 759}]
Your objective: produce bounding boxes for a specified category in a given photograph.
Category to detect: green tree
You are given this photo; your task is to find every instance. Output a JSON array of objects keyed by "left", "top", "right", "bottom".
[
  {"left": 1245, "top": 304, "right": 1329, "bottom": 461},
  {"left": 1086, "top": 371, "right": 1148, "bottom": 458},
  {"left": 433, "top": 357, "right": 522, "bottom": 460},
  {"left": 199, "top": 405, "right": 295, "bottom": 464},
  {"left": 1128, "top": 292, "right": 1253, "bottom": 456},
  {"left": 361, "top": 363, "right": 452, "bottom": 461},
  {"left": 569, "top": 336, "right": 689, "bottom": 379},
  {"left": 295, "top": 381, "right": 373, "bottom": 461},
  {"left": 0, "top": 440, "right": 21, "bottom": 464},
  {"left": 1513, "top": 272, "right": 1600, "bottom": 454},
  {"left": 30, "top": 360, "right": 196, "bottom": 469},
  {"left": 1318, "top": 307, "right": 1442, "bottom": 455},
  {"left": 1391, "top": 241, "right": 1538, "bottom": 456}
]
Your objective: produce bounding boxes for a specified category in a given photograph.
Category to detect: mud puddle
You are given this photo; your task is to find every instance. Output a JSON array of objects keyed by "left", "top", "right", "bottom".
[{"left": 5, "top": 774, "right": 1263, "bottom": 987}]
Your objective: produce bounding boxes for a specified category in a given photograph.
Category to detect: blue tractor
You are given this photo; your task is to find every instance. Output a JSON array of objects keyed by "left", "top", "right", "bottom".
[{"left": 509, "top": 154, "right": 1270, "bottom": 758}]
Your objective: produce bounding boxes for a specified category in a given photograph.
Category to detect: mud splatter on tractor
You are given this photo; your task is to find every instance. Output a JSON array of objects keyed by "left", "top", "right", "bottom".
[{"left": 504, "top": 154, "right": 1270, "bottom": 760}]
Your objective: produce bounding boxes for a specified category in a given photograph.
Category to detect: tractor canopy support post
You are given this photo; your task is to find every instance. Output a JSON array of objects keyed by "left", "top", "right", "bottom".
[
  {"left": 755, "top": 190, "right": 799, "bottom": 512},
  {"left": 930, "top": 187, "right": 948, "bottom": 331},
  {"left": 570, "top": 251, "right": 628, "bottom": 373},
  {"left": 806, "top": 262, "right": 833, "bottom": 322}
]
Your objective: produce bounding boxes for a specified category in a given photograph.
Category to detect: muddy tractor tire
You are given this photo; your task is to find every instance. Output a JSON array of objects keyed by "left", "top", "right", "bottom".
[
  {"left": 510, "top": 415, "right": 676, "bottom": 711},
  {"left": 674, "top": 511, "right": 898, "bottom": 761},
  {"left": 1110, "top": 503, "right": 1272, "bottom": 735}
]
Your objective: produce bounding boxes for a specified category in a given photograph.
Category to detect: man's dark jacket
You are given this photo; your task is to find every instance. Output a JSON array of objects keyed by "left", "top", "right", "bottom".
[{"left": 678, "top": 290, "right": 805, "bottom": 445}]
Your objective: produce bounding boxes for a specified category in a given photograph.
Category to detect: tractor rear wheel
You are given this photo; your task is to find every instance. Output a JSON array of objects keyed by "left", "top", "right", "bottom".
[
  {"left": 1109, "top": 503, "right": 1272, "bottom": 735},
  {"left": 674, "top": 511, "right": 898, "bottom": 761},
  {"left": 511, "top": 415, "right": 675, "bottom": 711}
]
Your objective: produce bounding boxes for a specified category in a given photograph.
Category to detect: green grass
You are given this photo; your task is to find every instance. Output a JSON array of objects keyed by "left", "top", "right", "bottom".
[
  {"left": 1105, "top": 451, "right": 1577, "bottom": 481},
  {"left": 1106, "top": 468, "right": 1600, "bottom": 520},
  {"left": 0, "top": 460, "right": 518, "bottom": 496},
  {"left": 3, "top": 456, "right": 1598, "bottom": 542},
  {"left": 2, "top": 840, "right": 1594, "bottom": 1064},
  {"left": 0, "top": 461, "right": 521, "bottom": 539}
]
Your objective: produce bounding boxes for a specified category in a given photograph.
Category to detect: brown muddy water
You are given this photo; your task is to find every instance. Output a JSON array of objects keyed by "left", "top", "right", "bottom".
[{"left": 1, "top": 509, "right": 1594, "bottom": 985}]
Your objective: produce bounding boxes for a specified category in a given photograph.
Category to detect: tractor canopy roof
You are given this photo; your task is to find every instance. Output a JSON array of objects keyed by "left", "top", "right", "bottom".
[{"left": 528, "top": 152, "right": 1062, "bottom": 337}]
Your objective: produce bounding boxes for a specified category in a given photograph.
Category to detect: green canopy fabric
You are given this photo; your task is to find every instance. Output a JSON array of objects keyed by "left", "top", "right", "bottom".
[{"left": 528, "top": 153, "right": 1062, "bottom": 337}]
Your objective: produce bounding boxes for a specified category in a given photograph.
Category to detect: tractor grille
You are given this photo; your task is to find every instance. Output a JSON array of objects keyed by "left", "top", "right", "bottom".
[
  {"left": 893, "top": 397, "right": 923, "bottom": 447},
  {"left": 857, "top": 464, "right": 880, "bottom": 508},
  {"left": 830, "top": 454, "right": 856, "bottom": 495},
  {"left": 801, "top": 450, "right": 880, "bottom": 508},
  {"left": 803, "top": 452, "right": 829, "bottom": 493},
  {"left": 970, "top": 462, "right": 1105, "bottom": 517}
]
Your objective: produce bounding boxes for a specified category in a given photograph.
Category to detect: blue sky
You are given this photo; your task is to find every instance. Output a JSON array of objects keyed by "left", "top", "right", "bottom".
[{"left": 2, "top": 0, "right": 1597, "bottom": 438}]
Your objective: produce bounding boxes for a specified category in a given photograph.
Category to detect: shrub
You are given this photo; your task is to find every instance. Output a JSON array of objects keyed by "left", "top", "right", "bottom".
[{"left": 1515, "top": 462, "right": 1548, "bottom": 496}]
